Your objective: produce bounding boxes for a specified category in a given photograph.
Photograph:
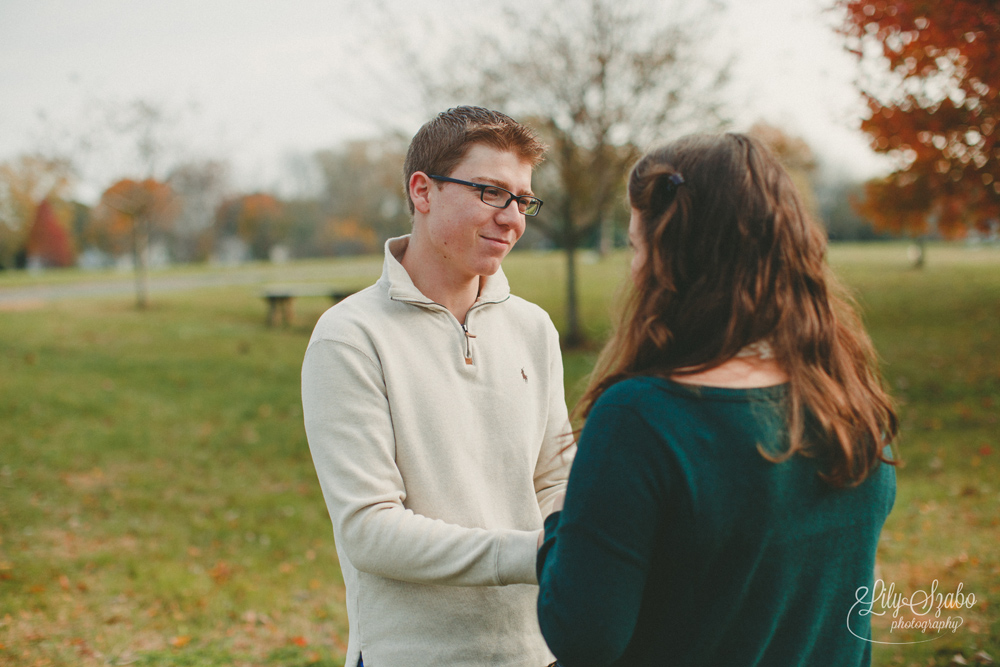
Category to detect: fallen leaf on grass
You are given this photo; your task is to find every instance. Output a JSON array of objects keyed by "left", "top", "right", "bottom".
[
  {"left": 210, "top": 560, "right": 232, "bottom": 584},
  {"left": 69, "top": 637, "right": 94, "bottom": 657},
  {"left": 59, "top": 574, "right": 70, "bottom": 590},
  {"left": 170, "top": 635, "right": 191, "bottom": 648},
  {"left": 289, "top": 636, "right": 308, "bottom": 646}
]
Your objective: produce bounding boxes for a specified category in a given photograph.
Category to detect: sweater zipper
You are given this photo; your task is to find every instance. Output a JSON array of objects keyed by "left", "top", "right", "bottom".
[
  {"left": 392, "top": 295, "right": 489, "bottom": 365},
  {"left": 460, "top": 323, "right": 476, "bottom": 365}
]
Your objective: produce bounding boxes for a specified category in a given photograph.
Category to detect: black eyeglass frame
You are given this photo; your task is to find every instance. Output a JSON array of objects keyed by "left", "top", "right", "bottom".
[{"left": 428, "top": 174, "right": 543, "bottom": 217}]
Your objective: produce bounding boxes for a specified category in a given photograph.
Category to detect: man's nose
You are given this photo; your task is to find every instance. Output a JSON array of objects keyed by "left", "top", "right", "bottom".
[{"left": 496, "top": 200, "right": 525, "bottom": 230}]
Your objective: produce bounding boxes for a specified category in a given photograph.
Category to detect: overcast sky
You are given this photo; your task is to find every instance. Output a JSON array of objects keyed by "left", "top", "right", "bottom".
[{"left": 0, "top": 0, "right": 890, "bottom": 202}]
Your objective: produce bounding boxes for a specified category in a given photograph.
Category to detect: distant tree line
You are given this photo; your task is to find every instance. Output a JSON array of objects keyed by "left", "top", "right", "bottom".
[
  {"left": 0, "top": 126, "right": 892, "bottom": 276},
  {"left": 0, "top": 135, "right": 416, "bottom": 272}
]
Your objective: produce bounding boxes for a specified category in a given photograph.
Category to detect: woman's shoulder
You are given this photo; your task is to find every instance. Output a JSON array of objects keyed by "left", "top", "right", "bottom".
[
  {"left": 595, "top": 375, "right": 662, "bottom": 408},
  {"left": 598, "top": 374, "right": 787, "bottom": 410},
  {"left": 592, "top": 376, "right": 701, "bottom": 423}
]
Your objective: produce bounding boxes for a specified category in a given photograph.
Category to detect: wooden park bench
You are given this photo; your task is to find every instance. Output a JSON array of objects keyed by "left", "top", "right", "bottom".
[{"left": 261, "top": 284, "right": 360, "bottom": 327}]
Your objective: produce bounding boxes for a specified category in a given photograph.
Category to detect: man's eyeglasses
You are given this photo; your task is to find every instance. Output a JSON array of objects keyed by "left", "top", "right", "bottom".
[{"left": 428, "top": 175, "right": 543, "bottom": 217}]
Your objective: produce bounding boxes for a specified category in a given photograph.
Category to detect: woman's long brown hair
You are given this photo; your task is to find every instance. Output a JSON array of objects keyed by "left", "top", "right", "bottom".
[{"left": 576, "top": 133, "right": 897, "bottom": 487}]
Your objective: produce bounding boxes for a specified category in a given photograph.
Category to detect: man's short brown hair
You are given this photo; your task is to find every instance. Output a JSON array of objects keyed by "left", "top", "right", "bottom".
[{"left": 403, "top": 106, "right": 547, "bottom": 214}]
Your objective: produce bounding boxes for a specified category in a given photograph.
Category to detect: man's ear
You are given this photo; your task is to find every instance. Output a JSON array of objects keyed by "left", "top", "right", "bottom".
[{"left": 409, "top": 172, "right": 433, "bottom": 215}]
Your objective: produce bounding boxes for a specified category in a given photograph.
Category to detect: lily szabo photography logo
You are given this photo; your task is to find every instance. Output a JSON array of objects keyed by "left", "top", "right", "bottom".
[{"left": 848, "top": 579, "right": 978, "bottom": 644}]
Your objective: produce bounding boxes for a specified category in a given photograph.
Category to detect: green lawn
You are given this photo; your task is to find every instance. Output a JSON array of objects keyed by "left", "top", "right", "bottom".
[{"left": 1, "top": 242, "right": 997, "bottom": 666}]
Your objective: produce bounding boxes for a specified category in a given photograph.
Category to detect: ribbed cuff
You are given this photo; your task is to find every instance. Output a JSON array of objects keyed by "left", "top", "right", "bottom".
[{"left": 497, "top": 529, "right": 542, "bottom": 585}]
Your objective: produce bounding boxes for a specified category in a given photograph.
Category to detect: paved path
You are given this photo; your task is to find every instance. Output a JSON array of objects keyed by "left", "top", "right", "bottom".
[
  {"left": 0, "top": 272, "right": 272, "bottom": 304},
  {"left": 0, "top": 261, "right": 382, "bottom": 307}
]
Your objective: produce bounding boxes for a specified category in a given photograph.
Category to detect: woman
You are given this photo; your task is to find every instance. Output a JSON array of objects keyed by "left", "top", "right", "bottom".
[{"left": 536, "top": 133, "right": 898, "bottom": 666}]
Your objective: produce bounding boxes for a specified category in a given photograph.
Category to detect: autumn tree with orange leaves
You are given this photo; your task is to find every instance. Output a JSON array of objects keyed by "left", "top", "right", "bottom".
[
  {"left": 838, "top": 0, "right": 1000, "bottom": 263},
  {"left": 25, "top": 199, "right": 76, "bottom": 268},
  {"left": 214, "top": 193, "right": 287, "bottom": 261},
  {"left": 91, "top": 178, "right": 178, "bottom": 308},
  {"left": 0, "top": 154, "right": 74, "bottom": 269}
]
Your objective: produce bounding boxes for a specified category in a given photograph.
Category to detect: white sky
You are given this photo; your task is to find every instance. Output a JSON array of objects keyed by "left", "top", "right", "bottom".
[{"left": 0, "top": 0, "right": 890, "bottom": 202}]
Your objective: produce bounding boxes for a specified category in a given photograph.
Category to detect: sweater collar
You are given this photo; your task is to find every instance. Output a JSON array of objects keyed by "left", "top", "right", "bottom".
[{"left": 379, "top": 235, "right": 511, "bottom": 305}]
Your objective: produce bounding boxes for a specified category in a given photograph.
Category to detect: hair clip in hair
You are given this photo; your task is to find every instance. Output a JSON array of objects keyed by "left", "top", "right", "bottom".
[{"left": 651, "top": 172, "right": 685, "bottom": 212}]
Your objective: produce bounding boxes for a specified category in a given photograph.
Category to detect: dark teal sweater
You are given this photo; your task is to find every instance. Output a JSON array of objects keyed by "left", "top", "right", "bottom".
[{"left": 536, "top": 377, "right": 895, "bottom": 666}]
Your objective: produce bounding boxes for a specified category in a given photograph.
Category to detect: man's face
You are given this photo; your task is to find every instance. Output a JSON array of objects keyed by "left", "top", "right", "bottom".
[{"left": 420, "top": 143, "right": 532, "bottom": 281}]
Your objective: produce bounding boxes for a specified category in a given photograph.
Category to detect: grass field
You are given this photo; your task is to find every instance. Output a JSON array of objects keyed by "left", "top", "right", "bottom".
[{"left": 1, "top": 242, "right": 998, "bottom": 666}]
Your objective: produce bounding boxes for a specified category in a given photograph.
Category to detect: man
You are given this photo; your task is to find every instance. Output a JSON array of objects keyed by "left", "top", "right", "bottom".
[{"left": 301, "top": 106, "right": 574, "bottom": 666}]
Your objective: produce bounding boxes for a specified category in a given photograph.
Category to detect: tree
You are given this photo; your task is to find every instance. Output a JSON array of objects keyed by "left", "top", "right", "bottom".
[
  {"left": 414, "top": 0, "right": 729, "bottom": 345},
  {"left": 838, "top": 0, "right": 1000, "bottom": 261},
  {"left": 747, "top": 122, "right": 820, "bottom": 218},
  {"left": 91, "top": 179, "right": 179, "bottom": 308},
  {"left": 167, "top": 160, "right": 230, "bottom": 262},
  {"left": 25, "top": 199, "right": 75, "bottom": 268},
  {"left": 313, "top": 137, "right": 411, "bottom": 247},
  {"left": 312, "top": 216, "right": 379, "bottom": 256},
  {"left": 816, "top": 178, "right": 885, "bottom": 241},
  {"left": 214, "top": 193, "right": 287, "bottom": 261},
  {"left": 0, "top": 154, "right": 73, "bottom": 269}
]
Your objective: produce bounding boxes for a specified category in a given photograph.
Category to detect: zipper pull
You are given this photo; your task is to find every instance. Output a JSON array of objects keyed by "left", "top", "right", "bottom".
[{"left": 461, "top": 324, "right": 475, "bottom": 365}]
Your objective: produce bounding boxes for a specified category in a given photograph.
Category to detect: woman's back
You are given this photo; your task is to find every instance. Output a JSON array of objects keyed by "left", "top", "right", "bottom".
[
  {"left": 537, "top": 132, "right": 898, "bottom": 666},
  {"left": 536, "top": 376, "right": 895, "bottom": 666}
]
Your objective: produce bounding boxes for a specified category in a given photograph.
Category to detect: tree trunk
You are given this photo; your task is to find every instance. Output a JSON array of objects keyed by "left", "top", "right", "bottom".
[
  {"left": 133, "top": 217, "right": 149, "bottom": 309},
  {"left": 564, "top": 241, "right": 583, "bottom": 348}
]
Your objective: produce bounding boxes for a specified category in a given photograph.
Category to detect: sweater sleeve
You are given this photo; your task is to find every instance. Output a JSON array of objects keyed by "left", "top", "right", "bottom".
[
  {"left": 302, "top": 338, "right": 540, "bottom": 587},
  {"left": 533, "top": 319, "right": 575, "bottom": 517},
  {"left": 536, "top": 401, "right": 669, "bottom": 666}
]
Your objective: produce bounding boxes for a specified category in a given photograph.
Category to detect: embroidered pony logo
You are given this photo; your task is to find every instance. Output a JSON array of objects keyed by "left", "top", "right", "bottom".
[{"left": 521, "top": 368, "right": 528, "bottom": 383}]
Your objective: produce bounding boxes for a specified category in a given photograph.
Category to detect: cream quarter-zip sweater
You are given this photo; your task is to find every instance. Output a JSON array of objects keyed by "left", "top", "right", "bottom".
[{"left": 302, "top": 236, "right": 574, "bottom": 667}]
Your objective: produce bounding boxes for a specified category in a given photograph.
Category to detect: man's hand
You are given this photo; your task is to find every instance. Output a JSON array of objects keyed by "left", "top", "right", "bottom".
[{"left": 537, "top": 491, "right": 567, "bottom": 549}]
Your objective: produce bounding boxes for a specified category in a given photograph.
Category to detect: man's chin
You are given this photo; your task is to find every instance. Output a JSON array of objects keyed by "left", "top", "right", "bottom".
[
  {"left": 479, "top": 247, "right": 514, "bottom": 273},
  {"left": 475, "top": 257, "right": 505, "bottom": 277}
]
